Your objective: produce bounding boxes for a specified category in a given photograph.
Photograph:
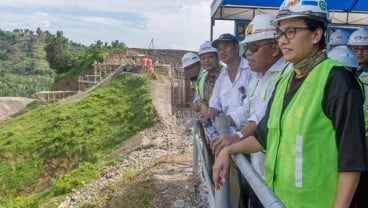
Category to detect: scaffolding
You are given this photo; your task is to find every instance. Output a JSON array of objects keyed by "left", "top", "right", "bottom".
[{"left": 170, "top": 66, "right": 194, "bottom": 121}]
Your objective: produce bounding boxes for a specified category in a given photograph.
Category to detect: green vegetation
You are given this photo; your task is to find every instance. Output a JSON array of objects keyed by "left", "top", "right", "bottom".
[
  {"left": 0, "top": 73, "right": 155, "bottom": 207},
  {"left": 0, "top": 73, "right": 53, "bottom": 97},
  {"left": 0, "top": 28, "right": 126, "bottom": 97},
  {"left": 0, "top": 29, "right": 55, "bottom": 97},
  {"left": 103, "top": 168, "right": 155, "bottom": 208}
]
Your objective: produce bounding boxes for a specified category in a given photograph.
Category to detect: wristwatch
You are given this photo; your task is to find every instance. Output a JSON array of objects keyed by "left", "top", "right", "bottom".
[{"left": 236, "top": 131, "right": 244, "bottom": 139}]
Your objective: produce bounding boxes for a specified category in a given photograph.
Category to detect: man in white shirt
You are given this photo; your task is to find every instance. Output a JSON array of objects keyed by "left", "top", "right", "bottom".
[
  {"left": 208, "top": 32, "right": 253, "bottom": 208},
  {"left": 210, "top": 14, "right": 290, "bottom": 208},
  {"left": 208, "top": 33, "right": 253, "bottom": 131}
]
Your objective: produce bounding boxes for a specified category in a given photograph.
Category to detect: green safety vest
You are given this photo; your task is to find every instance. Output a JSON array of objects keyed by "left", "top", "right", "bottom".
[
  {"left": 193, "top": 68, "right": 207, "bottom": 97},
  {"left": 198, "top": 65, "right": 225, "bottom": 99},
  {"left": 265, "top": 59, "right": 339, "bottom": 208},
  {"left": 356, "top": 65, "right": 368, "bottom": 129}
]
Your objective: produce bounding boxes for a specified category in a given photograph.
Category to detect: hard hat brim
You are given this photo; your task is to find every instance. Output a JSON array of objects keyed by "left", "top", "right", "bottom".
[{"left": 271, "top": 14, "right": 311, "bottom": 26}]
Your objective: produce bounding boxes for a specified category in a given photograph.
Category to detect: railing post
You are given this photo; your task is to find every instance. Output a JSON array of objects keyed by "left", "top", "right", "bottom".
[
  {"left": 192, "top": 115, "right": 199, "bottom": 174},
  {"left": 193, "top": 135, "right": 215, "bottom": 208},
  {"left": 214, "top": 175, "right": 231, "bottom": 208},
  {"left": 213, "top": 114, "right": 231, "bottom": 208}
]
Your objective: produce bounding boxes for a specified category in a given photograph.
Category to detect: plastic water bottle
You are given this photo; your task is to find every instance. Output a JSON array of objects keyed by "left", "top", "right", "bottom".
[{"left": 207, "top": 120, "right": 219, "bottom": 141}]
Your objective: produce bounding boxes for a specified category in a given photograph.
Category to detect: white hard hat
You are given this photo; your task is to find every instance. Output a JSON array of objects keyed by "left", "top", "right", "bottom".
[
  {"left": 272, "top": 0, "right": 329, "bottom": 26},
  {"left": 198, "top": 41, "right": 217, "bottom": 56},
  {"left": 241, "top": 14, "right": 276, "bottom": 44},
  {"left": 329, "top": 29, "right": 350, "bottom": 46},
  {"left": 182, "top": 52, "right": 200, "bottom": 68},
  {"left": 328, "top": 45, "right": 358, "bottom": 68},
  {"left": 348, "top": 27, "right": 368, "bottom": 46}
]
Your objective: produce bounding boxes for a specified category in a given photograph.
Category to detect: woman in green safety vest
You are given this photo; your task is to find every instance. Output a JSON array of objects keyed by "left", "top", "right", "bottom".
[{"left": 212, "top": 0, "right": 368, "bottom": 207}]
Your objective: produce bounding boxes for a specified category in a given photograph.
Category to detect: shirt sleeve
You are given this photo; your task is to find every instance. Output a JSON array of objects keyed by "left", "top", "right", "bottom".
[
  {"left": 323, "top": 67, "right": 367, "bottom": 171},
  {"left": 247, "top": 99, "right": 268, "bottom": 125},
  {"left": 253, "top": 94, "right": 274, "bottom": 150}
]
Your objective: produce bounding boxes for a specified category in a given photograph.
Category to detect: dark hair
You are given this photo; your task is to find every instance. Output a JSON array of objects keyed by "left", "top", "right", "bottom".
[{"left": 304, "top": 18, "right": 326, "bottom": 50}]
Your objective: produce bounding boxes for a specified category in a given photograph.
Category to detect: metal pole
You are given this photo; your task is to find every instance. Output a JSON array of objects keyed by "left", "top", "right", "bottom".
[
  {"left": 232, "top": 154, "right": 285, "bottom": 208},
  {"left": 193, "top": 136, "right": 215, "bottom": 208},
  {"left": 213, "top": 114, "right": 231, "bottom": 208},
  {"left": 192, "top": 117, "right": 199, "bottom": 174}
]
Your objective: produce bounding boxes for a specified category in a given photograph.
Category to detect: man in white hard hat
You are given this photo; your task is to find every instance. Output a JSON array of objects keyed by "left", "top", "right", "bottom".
[
  {"left": 348, "top": 26, "right": 368, "bottom": 208},
  {"left": 197, "top": 41, "right": 224, "bottom": 120},
  {"left": 328, "top": 28, "right": 350, "bottom": 49},
  {"left": 328, "top": 45, "right": 358, "bottom": 69},
  {"left": 211, "top": 14, "right": 290, "bottom": 208},
  {"left": 181, "top": 52, "right": 205, "bottom": 112},
  {"left": 213, "top": 0, "right": 367, "bottom": 207}
]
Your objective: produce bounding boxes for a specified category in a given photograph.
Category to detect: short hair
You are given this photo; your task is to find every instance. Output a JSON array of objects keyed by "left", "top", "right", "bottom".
[{"left": 304, "top": 18, "right": 327, "bottom": 50}]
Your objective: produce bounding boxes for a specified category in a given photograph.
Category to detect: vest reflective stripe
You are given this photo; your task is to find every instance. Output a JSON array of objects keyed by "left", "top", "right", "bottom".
[
  {"left": 198, "top": 71, "right": 207, "bottom": 98},
  {"left": 265, "top": 59, "right": 339, "bottom": 208},
  {"left": 196, "top": 68, "right": 207, "bottom": 97}
]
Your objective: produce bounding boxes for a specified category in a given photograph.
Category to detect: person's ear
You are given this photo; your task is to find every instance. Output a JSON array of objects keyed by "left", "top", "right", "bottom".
[
  {"left": 271, "top": 42, "right": 281, "bottom": 57},
  {"left": 312, "top": 28, "right": 323, "bottom": 44}
]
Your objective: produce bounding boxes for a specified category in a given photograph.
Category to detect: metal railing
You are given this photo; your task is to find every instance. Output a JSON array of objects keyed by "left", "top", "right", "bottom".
[{"left": 192, "top": 118, "right": 285, "bottom": 208}]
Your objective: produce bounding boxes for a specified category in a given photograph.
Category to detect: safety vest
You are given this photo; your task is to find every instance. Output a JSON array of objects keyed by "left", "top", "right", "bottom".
[
  {"left": 198, "top": 65, "right": 224, "bottom": 99},
  {"left": 265, "top": 59, "right": 339, "bottom": 208},
  {"left": 193, "top": 68, "right": 207, "bottom": 97},
  {"left": 356, "top": 65, "right": 368, "bottom": 129}
]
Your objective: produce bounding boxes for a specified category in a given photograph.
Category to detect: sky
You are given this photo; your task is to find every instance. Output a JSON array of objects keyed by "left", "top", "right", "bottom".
[{"left": 0, "top": 0, "right": 233, "bottom": 51}]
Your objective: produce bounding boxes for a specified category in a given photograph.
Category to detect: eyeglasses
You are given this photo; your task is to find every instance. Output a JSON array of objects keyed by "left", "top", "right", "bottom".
[
  {"left": 274, "top": 27, "right": 310, "bottom": 40},
  {"left": 350, "top": 46, "right": 368, "bottom": 53},
  {"left": 245, "top": 42, "right": 275, "bottom": 53}
]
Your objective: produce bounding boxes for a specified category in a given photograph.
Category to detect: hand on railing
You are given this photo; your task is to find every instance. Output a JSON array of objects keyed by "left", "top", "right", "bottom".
[
  {"left": 210, "top": 134, "right": 239, "bottom": 157},
  {"left": 207, "top": 107, "right": 219, "bottom": 121},
  {"left": 212, "top": 146, "right": 231, "bottom": 191}
]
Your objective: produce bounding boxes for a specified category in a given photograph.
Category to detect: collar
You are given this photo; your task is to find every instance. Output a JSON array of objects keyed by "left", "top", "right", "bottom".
[
  {"left": 293, "top": 50, "right": 326, "bottom": 78},
  {"left": 239, "top": 56, "right": 250, "bottom": 71},
  {"left": 254, "top": 57, "right": 286, "bottom": 79},
  {"left": 357, "top": 65, "right": 368, "bottom": 72}
]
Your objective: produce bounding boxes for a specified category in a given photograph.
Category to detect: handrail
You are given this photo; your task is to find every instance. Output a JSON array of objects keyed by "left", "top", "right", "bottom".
[
  {"left": 192, "top": 117, "right": 285, "bottom": 208},
  {"left": 192, "top": 117, "right": 215, "bottom": 208},
  {"left": 232, "top": 154, "right": 285, "bottom": 208},
  {"left": 193, "top": 136, "right": 215, "bottom": 208}
]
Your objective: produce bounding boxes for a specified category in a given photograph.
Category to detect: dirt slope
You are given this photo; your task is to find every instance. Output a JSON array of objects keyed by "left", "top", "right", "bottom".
[
  {"left": 0, "top": 97, "right": 34, "bottom": 122},
  {"left": 58, "top": 73, "right": 208, "bottom": 208}
]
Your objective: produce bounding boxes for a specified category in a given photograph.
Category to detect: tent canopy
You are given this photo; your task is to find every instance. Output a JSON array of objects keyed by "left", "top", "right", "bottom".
[{"left": 211, "top": 0, "right": 368, "bottom": 26}]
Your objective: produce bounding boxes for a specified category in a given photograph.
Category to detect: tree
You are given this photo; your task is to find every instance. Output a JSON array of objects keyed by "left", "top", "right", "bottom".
[
  {"left": 87, "top": 40, "right": 106, "bottom": 63},
  {"left": 36, "top": 27, "right": 42, "bottom": 36},
  {"left": 111, "top": 40, "right": 126, "bottom": 51},
  {"left": 44, "top": 31, "right": 77, "bottom": 73}
]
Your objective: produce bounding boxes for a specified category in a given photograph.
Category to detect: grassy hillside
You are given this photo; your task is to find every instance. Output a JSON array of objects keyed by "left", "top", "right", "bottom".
[{"left": 0, "top": 73, "right": 155, "bottom": 207}]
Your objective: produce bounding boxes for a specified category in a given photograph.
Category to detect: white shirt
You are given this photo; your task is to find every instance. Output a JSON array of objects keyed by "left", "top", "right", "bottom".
[
  {"left": 247, "top": 57, "right": 291, "bottom": 125},
  {"left": 209, "top": 57, "right": 253, "bottom": 132},
  {"left": 243, "top": 57, "right": 291, "bottom": 178}
]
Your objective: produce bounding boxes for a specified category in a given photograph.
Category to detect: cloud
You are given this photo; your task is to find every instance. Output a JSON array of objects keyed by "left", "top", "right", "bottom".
[
  {"left": 0, "top": 0, "right": 233, "bottom": 50},
  {"left": 78, "top": 16, "right": 121, "bottom": 26},
  {"left": 0, "top": 9, "right": 51, "bottom": 30}
]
